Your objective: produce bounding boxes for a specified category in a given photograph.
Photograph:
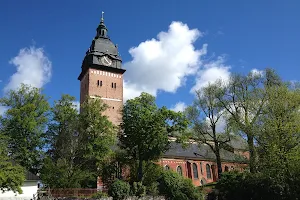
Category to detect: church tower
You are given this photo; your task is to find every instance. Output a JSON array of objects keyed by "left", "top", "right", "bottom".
[{"left": 78, "top": 12, "right": 126, "bottom": 125}]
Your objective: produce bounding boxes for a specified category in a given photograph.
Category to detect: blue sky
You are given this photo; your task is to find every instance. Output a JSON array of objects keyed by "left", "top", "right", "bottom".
[{"left": 0, "top": 0, "right": 299, "bottom": 113}]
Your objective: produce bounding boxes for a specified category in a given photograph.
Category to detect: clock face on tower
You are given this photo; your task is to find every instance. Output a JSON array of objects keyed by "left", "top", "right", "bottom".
[{"left": 100, "top": 56, "right": 112, "bottom": 66}]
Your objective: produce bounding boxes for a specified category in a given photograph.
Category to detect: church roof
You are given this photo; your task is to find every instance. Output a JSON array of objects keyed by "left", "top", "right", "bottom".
[
  {"left": 164, "top": 142, "right": 247, "bottom": 163},
  {"left": 87, "top": 12, "right": 120, "bottom": 60}
]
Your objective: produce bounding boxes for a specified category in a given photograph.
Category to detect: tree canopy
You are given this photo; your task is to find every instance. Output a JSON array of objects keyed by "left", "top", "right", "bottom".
[{"left": 119, "top": 92, "right": 188, "bottom": 182}]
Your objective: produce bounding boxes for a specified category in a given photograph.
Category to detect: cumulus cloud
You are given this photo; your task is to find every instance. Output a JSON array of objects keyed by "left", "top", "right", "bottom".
[
  {"left": 190, "top": 56, "right": 231, "bottom": 93},
  {"left": 170, "top": 102, "right": 187, "bottom": 112},
  {"left": 4, "top": 46, "right": 52, "bottom": 92},
  {"left": 250, "top": 68, "right": 263, "bottom": 76},
  {"left": 123, "top": 21, "right": 207, "bottom": 101}
]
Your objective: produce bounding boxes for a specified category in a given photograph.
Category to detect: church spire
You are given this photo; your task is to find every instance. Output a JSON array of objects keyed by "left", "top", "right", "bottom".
[
  {"left": 101, "top": 11, "right": 104, "bottom": 22},
  {"left": 96, "top": 11, "right": 108, "bottom": 38}
]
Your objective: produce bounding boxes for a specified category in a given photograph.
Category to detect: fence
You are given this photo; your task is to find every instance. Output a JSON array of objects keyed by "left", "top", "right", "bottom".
[{"left": 48, "top": 188, "right": 98, "bottom": 198}]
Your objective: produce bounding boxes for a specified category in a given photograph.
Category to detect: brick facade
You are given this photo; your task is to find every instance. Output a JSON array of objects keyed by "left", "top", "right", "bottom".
[
  {"left": 159, "top": 158, "right": 246, "bottom": 186},
  {"left": 80, "top": 68, "right": 124, "bottom": 125}
]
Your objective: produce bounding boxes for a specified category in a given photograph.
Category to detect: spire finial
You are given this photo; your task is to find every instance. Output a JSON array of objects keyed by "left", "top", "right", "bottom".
[{"left": 101, "top": 11, "right": 104, "bottom": 22}]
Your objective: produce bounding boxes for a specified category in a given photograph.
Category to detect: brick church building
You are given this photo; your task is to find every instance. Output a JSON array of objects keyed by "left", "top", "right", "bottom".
[{"left": 78, "top": 14, "right": 248, "bottom": 188}]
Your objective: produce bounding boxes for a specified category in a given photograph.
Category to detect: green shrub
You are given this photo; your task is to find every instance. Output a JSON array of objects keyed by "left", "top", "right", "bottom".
[
  {"left": 131, "top": 182, "right": 146, "bottom": 197},
  {"left": 146, "top": 182, "right": 159, "bottom": 196},
  {"left": 108, "top": 179, "right": 130, "bottom": 200},
  {"left": 91, "top": 191, "right": 108, "bottom": 198},
  {"left": 216, "top": 171, "right": 291, "bottom": 200},
  {"left": 158, "top": 170, "right": 203, "bottom": 200}
]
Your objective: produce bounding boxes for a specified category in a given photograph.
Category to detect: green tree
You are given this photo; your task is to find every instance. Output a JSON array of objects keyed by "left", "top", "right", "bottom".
[
  {"left": 41, "top": 95, "right": 116, "bottom": 188},
  {"left": 215, "top": 70, "right": 272, "bottom": 173},
  {"left": 0, "top": 135, "right": 25, "bottom": 194},
  {"left": 47, "top": 94, "right": 79, "bottom": 160},
  {"left": 41, "top": 94, "right": 86, "bottom": 188},
  {"left": 119, "top": 93, "right": 188, "bottom": 182},
  {"left": 257, "top": 84, "right": 300, "bottom": 181},
  {"left": 186, "top": 82, "right": 231, "bottom": 179},
  {"left": 0, "top": 84, "right": 50, "bottom": 173},
  {"left": 77, "top": 97, "right": 117, "bottom": 187}
]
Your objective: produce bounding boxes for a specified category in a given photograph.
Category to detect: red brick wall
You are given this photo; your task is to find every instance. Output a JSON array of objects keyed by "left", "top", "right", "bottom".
[
  {"left": 159, "top": 158, "right": 246, "bottom": 186},
  {"left": 80, "top": 68, "right": 124, "bottom": 125}
]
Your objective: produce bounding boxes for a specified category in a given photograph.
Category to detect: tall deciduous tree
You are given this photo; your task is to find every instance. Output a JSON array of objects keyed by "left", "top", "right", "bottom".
[
  {"left": 41, "top": 96, "right": 116, "bottom": 188},
  {"left": 41, "top": 94, "right": 84, "bottom": 188},
  {"left": 0, "top": 84, "right": 50, "bottom": 173},
  {"left": 120, "top": 92, "right": 188, "bottom": 182},
  {"left": 216, "top": 69, "right": 282, "bottom": 173},
  {"left": 0, "top": 135, "right": 25, "bottom": 194},
  {"left": 257, "top": 84, "right": 300, "bottom": 180},
  {"left": 77, "top": 97, "right": 117, "bottom": 186},
  {"left": 186, "top": 83, "right": 231, "bottom": 179}
]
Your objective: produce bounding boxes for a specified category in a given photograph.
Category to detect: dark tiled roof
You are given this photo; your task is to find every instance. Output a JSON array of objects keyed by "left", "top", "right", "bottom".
[
  {"left": 25, "top": 170, "right": 40, "bottom": 181},
  {"left": 164, "top": 142, "right": 247, "bottom": 163}
]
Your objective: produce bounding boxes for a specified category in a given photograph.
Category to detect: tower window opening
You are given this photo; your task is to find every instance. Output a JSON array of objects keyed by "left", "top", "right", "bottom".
[
  {"left": 97, "top": 80, "right": 100, "bottom": 86},
  {"left": 100, "top": 81, "right": 102, "bottom": 86},
  {"left": 114, "top": 83, "right": 117, "bottom": 88},
  {"left": 111, "top": 82, "right": 114, "bottom": 88}
]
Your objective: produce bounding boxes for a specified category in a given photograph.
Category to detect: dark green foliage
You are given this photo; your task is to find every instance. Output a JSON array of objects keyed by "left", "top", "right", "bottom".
[
  {"left": 216, "top": 171, "right": 300, "bottom": 200},
  {"left": 146, "top": 182, "right": 159, "bottom": 196},
  {"left": 158, "top": 170, "right": 203, "bottom": 200},
  {"left": 120, "top": 92, "right": 188, "bottom": 182},
  {"left": 0, "top": 84, "right": 50, "bottom": 173},
  {"left": 142, "top": 162, "right": 164, "bottom": 188},
  {"left": 131, "top": 182, "right": 146, "bottom": 197},
  {"left": 40, "top": 157, "right": 89, "bottom": 188},
  {"left": 108, "top": 179, "right": 130, "bottom": 200},
  {"left": 41, "top": 95, "right": 117, "bottom": 188},
  {"left": 0, "top": 135, "right": 25, "bottom": 194}
]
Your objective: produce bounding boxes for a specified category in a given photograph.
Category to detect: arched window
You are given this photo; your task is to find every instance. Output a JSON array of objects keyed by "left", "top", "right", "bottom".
[
  {"left": 164, "top": 165, "right": 170, "bottom": 171},
  {"left": 225, "top": 166, "right": 229, "bottom": 172},
  {"left": 177, "top": 166, "right": 183, "bottom": 176},
  {"left": 192, "top": 163, "right": 199, "bottom": 179},
  {"left": 200, "top": 162, "right": 203, "bottom": 175},
  {"left": 206, "top": 164, "right": 211, "bottom": 179}
]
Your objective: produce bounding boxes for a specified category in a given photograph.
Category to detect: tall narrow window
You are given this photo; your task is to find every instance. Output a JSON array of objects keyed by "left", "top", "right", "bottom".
[
  {"left": 97, "top": 80, "right": 100, "bottom": 86},
  {"left": 111, "top": 82, "right": 114, "bottom": 88},
  {"left": 100, "top": 81, "right": 102, "bottom": 86},
  {"left": 225, "top": 166, "right": 229, "bottom": 172},
  {"left": 114, "top": 83, "right": 116, "bottom": 88},
  {"left": 200, "top": 162, "right": 203, "bottom": 175},
  {"left": 177, "top": 166, "right": 183, "bottom": 176},
  {"left": 206, "top": 164, "right": 211, "bottom": 179},
  {"left": 164, "top": 165, "right": 170, "bottom": 171},
  {"left": 192, "top": 163, "right": 198, "bottom": 179}
]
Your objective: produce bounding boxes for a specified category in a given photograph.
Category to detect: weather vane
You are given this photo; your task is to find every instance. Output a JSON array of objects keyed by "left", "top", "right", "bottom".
[{"left": 101, "top": 11, "right": 104, "bottom": 22}]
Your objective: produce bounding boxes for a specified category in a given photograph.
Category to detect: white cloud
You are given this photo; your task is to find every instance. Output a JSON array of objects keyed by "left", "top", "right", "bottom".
[
  {"left": 72, "top": 101, "right": 80, "bottom": 112},
  {"left": 4, "top": 46, "right": 52, "bottom": 92},
  {"left": 250, "top": 68, "right": 263, "bottom": 76},
  {"left": 190, "top": 56, "right": 231, "bottom": 93},
  {"left": 170, "top": 102, "right": 187, "bottom": 112},
  {"left": 123, "top": 21, "right": 207, "bottom": 101}
]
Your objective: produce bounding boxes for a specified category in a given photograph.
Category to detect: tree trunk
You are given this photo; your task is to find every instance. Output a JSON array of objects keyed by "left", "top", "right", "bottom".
[
  {"left": 215, "top": 144, "right": 223, "bottom": 180},
  {"left": 248, "top": 134, "right": 256, "bottom": 173},
  {"left": 137, "top": 159, "right": 143, "bottom": 182}
]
